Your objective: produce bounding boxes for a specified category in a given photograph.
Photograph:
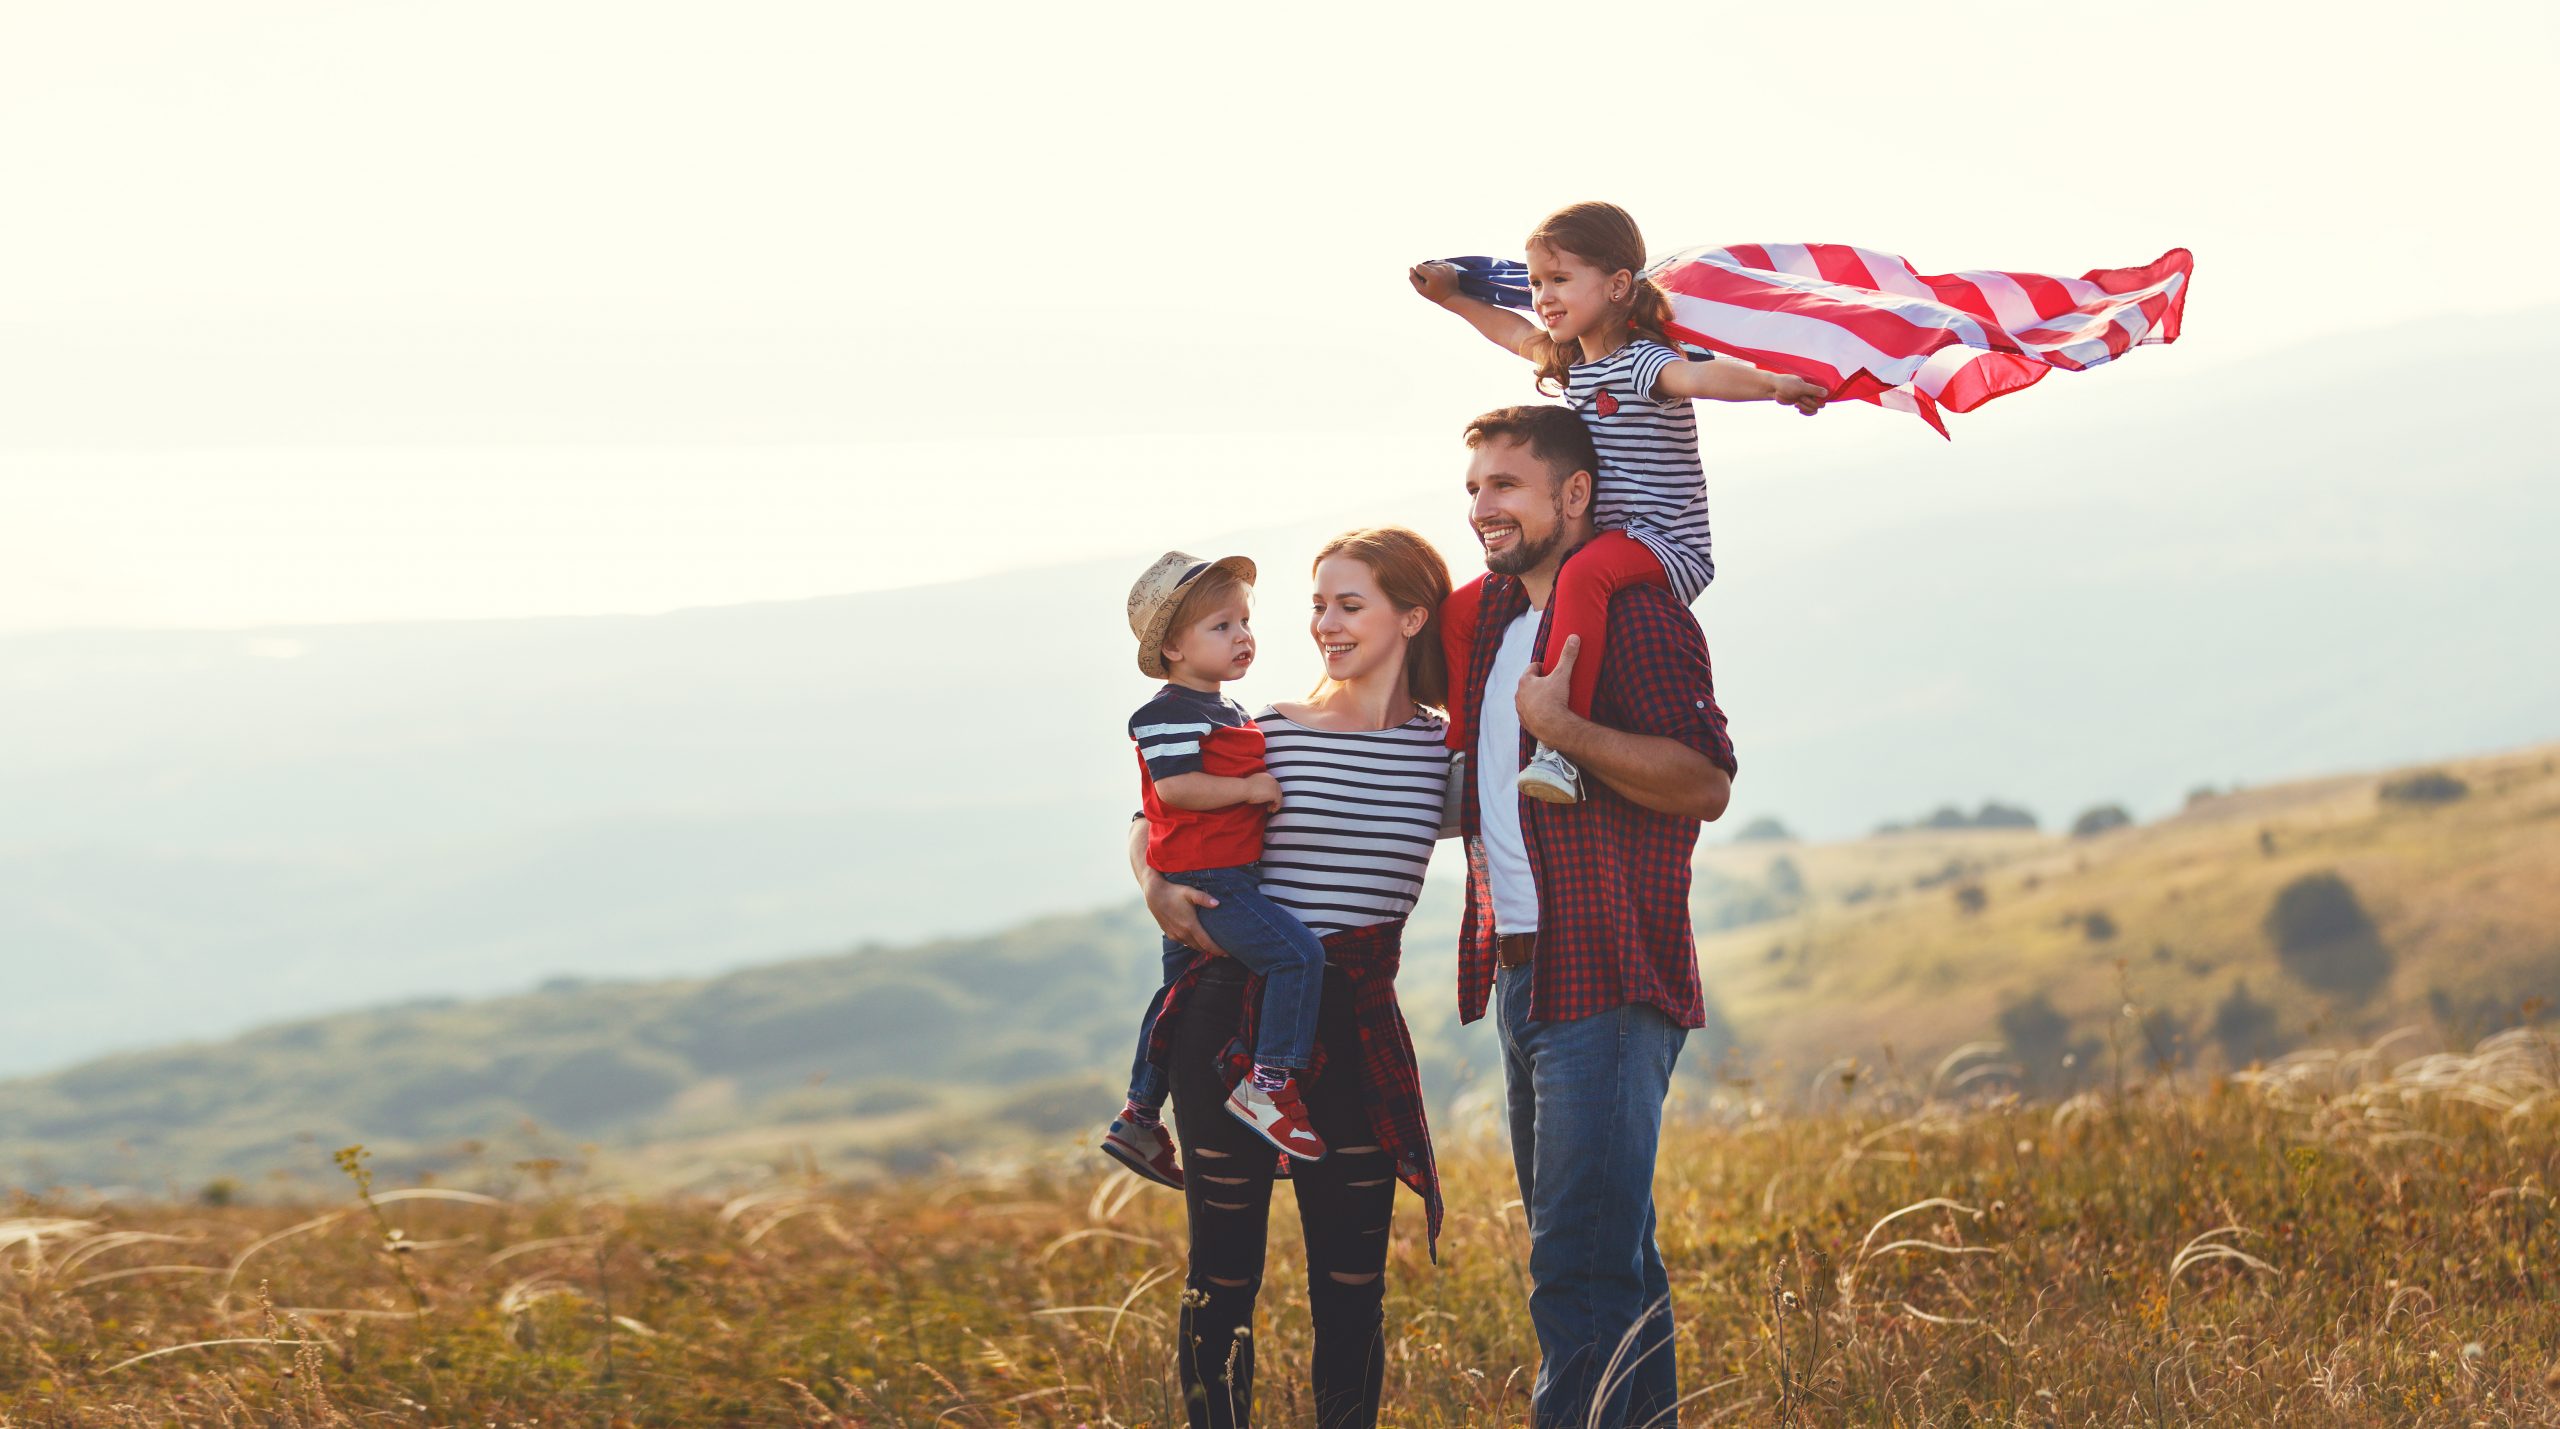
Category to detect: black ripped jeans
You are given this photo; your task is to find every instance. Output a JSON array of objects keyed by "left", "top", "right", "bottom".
[{"left": 1168, "top": 959, "right": 1396, "bottom": 1429}]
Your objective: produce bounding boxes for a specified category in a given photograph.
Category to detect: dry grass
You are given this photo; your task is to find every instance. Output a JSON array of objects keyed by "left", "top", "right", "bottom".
[{"left": 4, "top": 1028, "right": 2556, "bottom": 1427}]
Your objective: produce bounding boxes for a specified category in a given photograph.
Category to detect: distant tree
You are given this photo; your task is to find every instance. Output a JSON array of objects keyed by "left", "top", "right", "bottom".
[
  {"left": 1734, "top": 815, "right": 1796, "bottom": 843},
  {"left": 2186, "top": 785, "right": 2221, "bottom": 807},
  {"left": 2263, "top": 871, "right": 2393, "bottom": 1000},
  {"left": 1765, "top": 856, "right": 1805, "bottom": 898},
  {"left": 2138, "top": 1007, "right": 2193, "bottom": 1068},
  {"left": 1954, "top": 883, "right": 1988, "bottom": 915},
  {"left": 2378, "top": 770, "right": 2468, "bottom": 805},
  {"left": 1998, "top": 994, "right": 2070, "bottom": 1063},
  {"left": 1920, "top": 805, "right": 1970, "bottom": 830},
  {"left": 1913, "top": 858, "right": 1970, "bottom": 889},
  {"left": 1997, "top": 993, "right": 2096, "bottom": 1084},
  {"left": 2071, "top": 804, "right": 2134, "bottom": 838},
  {"left": 2212, "top": 980, "right": 2284, "bottom": 1064},
  {"left": 1973, "top": 802, "right": 2039, "bottom": 831}
]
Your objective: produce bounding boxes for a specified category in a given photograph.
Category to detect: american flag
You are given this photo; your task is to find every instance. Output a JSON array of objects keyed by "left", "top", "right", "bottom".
[{"left": 1446, "top": 244, "right": 2191, "bottom": 438}]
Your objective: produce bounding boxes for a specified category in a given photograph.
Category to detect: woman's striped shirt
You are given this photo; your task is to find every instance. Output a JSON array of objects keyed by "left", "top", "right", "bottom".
[
  {"left": 1252, "top": 705, "right": 1450, "bottom": 935},
  {"left": 1568, "top": 338, "right": 1714, "bottom": 601}
]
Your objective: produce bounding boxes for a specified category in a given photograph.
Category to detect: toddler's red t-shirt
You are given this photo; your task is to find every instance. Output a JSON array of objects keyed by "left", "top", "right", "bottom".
[{"left": 1130, "top": 683, "right": 1266, "bottom": 872}]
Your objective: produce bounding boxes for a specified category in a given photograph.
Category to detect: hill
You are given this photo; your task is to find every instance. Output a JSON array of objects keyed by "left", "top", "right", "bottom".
[
  {"left": 3, "top": 741, "right": 2554, "bottom": 1196},
  {"left": 2, "top": 309, "right": 2556, "bottom": 1079}
]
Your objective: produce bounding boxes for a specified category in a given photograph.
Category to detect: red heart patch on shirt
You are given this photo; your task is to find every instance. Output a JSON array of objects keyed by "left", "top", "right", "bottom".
[{"left": 1593, "top": 390, "right": 1620, "bottom": 418}]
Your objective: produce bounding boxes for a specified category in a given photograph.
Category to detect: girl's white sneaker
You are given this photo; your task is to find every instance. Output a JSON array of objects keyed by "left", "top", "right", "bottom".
[{"left": 1516, "top": 744, "right": 1584, "bottom": 804}]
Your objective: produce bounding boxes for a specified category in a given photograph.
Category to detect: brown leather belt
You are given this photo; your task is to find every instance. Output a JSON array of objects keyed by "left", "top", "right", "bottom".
[{"left": 1497, "top": 931, "right": 1537, "bottom": 969}]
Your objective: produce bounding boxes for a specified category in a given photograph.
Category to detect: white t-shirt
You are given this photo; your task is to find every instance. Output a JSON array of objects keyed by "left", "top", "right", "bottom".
[{"left": 1476, "top": 608, "right": 1542, "bottom": 934}]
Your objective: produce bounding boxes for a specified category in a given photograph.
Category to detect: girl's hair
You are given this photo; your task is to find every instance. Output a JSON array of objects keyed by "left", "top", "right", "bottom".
[
  {"left": 1525, "top": 200, "right": 1678, "bottom": 397},
  {"left": 1308, "top": 527, "right": 1452, "bottom": 709}
]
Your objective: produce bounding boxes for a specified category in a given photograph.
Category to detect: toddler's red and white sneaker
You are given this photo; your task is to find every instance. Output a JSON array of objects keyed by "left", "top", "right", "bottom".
[
  {"left": 1100, "top": 1116, "right": 1184, "bottom": 1189},
  {"left": 1225, "top": 1076, "right": 1326, "bottom": 1160}
]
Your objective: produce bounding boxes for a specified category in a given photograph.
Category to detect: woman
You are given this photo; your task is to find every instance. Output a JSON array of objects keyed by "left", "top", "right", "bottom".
[{"left": 1128, "top": 526, "right": 1455, "bottom": 1429}]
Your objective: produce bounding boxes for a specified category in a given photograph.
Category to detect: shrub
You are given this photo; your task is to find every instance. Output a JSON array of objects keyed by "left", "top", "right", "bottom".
[
  {"left": 2071, "top": 805, "right": 2133, "bottom": 838},
  {"left": 1997, "top": 994, "right": 2095, "bottom": 1083},
  {"left": 2082, "top": 910, "right": 2119, "bottom": 942},
  {"left": 1973, "top": 802, "right": 2039, "bottom": 831},
  {"left": 1734, "top": 815, "right": 1795, "bottom": 843},
  {"left": 2262, "top": 871, "right": 2393, "bottom": 999},
  {"left": 2137, "top": 1007, "right": 2191, "bottom": 1067},
  {"left": 1954, "top": 884, "right": 1987, "bottom": 915},
  {"left": 2378, "top": 770, "right": 2468, "bottom": 805},
  {"left": 2212, "top": 980, "right": 2283, "bottom": 1064},
  {"left": 1765, "top": 856, "right": 1805, "bottom": 898}
]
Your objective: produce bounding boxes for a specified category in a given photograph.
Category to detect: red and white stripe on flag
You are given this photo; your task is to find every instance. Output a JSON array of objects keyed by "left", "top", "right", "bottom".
[{"left": 1649, "top": 244, "right": 2192, "bottom": 438}]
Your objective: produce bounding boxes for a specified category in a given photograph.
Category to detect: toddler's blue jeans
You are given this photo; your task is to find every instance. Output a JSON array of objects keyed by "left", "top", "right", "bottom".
[{"left": 1123, "top": 863, "right": 1327, "bottom": 1108}]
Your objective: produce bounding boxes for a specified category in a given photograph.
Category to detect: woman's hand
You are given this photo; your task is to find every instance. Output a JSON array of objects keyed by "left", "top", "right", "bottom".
[
  {"left": 1143, "top": 867, "right": 1231, "bottom": 957},
  {"left": 1772, "top": 374, "right": 1829, "bottom": 415},
  {"left": 1408, "top": 261, "right": 1463, "bottom": 305}
]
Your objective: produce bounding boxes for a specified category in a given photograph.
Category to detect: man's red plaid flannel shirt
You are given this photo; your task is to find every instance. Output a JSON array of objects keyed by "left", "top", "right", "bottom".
[{"left": 1457, "top": 571, "right": 1737, "bottom": 1029}]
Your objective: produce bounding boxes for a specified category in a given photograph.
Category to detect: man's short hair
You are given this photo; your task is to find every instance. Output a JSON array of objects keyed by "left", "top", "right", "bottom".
[{"left": 1463, "top": 405, "right": 1599, "bottom": 485}]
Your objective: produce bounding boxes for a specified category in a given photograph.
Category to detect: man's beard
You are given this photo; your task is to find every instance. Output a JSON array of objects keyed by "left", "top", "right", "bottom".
[{"left": 1483, "top": 499, "right": 1567, "bottom": 577}]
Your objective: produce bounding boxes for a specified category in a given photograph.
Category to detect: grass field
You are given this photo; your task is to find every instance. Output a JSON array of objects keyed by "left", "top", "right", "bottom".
[{"left": 5, "top": 1024, "right": 2556, "bottom": 1426}]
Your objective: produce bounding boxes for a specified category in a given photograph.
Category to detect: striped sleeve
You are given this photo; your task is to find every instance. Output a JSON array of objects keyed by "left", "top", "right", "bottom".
[
  {"left": 1129, "top": 695, "right": 1214, "bottom": 781},
  {"left": 1628, "top": 340, "right": 1682, "bottom": 406}
]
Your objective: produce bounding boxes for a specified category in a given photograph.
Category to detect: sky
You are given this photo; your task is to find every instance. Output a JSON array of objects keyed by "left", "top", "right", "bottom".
[{"left": 3, "top": 1, "right": 2557, "bottom": 632}]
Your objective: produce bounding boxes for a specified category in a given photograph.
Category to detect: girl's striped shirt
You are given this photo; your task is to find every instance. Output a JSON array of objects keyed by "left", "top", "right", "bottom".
[
  {"left": 1252, "top": 705, "right": 1450, "bottom": 935},
  {"left": 1568, "top": 338, "right": 1714, "bottom": 601}
]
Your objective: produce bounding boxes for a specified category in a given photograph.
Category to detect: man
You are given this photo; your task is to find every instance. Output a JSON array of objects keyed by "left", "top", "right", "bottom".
[{"left": 1452, "top": 403, "right": 1735, "bottom": 1428}]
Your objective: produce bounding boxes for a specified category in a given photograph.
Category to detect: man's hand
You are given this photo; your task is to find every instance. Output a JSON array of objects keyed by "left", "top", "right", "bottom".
[
  {"left": 1143, "top": 868, "right": 1230, "bottom": 957},
  {"left": 1514, "top": 630, "right": 1733, "bottom": 821},
  {"left": 1408, "top": 261, "right": 1463, "bottom": 305},
  {"left": 1773, "top": 374, "right": 1828, "bottom": 415},
  {"left": 1515, "top": 634, "right": 1584, "bottom": 747},
  {"left": 1242, "top": 772, "right": 1284, "bottom": 809}
]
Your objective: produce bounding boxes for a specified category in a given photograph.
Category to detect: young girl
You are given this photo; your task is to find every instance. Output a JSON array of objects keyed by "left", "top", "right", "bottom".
[{"left": 1410, "top": 201, "right": 1827, "bottom": 802}]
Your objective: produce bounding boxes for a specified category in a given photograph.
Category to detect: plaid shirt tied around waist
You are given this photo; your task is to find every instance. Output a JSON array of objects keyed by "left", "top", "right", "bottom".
[
  {"left": 1145, "top": 918, "right": 1443, "bottom": 1259},
  {"left": 1457, "top": 570, "right": 1737, "bottom": 1030}
]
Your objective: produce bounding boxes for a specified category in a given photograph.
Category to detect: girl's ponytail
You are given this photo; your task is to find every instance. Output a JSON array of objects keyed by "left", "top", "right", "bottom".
[{"left": 1626, "top": 274, "right": 1678, "bottom": 354}]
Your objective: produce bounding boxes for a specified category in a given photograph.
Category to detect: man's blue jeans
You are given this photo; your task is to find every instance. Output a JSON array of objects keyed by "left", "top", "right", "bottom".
[
  {"left": 1497, "top": 961, "right": 1687, "bottom": 1429},
  {"left": 1123, "top": 864, "right": 1328, "bottom": 1107}
]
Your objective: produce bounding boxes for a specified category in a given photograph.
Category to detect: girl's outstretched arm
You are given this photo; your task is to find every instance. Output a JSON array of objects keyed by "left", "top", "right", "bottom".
[
  {"left": 1409, "top": 261, "right": 1544, "bottom": 360},
  {"left": 1656, "top": 356, "right": 1829, "bottom": 414}
]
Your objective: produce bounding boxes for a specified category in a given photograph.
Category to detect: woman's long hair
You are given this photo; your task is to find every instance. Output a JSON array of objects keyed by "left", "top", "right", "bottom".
[
  {"left": 1309, "top": 527, "right": 1453, "bottom": 710},
  {"left": 1525, "top": 200, "right": 1678, "bottom": 397}
]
